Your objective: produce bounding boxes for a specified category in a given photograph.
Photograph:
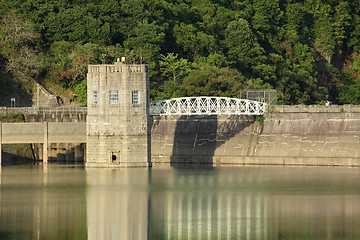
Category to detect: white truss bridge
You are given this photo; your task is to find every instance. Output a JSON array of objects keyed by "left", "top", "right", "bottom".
[{"left": 150, "top": 96, "right": 267, "bottom": 116}]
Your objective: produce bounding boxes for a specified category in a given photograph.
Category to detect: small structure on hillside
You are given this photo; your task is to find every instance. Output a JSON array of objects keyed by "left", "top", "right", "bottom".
[
  {"left": 240, "top": 89, "right": 277, "bottom": 105},
  {"left": 86, "top": 60, "right": 151, "bottom": 167},
  {"left": 33, "top": 83, "right": 59, "bottom": 107}
]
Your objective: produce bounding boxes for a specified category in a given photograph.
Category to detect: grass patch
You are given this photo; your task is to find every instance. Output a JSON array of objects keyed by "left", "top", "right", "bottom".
[{"left": 255, "top": 115, "right": 265, "bottom": 123}]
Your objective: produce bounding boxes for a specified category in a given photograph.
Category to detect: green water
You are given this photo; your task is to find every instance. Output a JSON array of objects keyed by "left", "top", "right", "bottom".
[{"left": 1, "top": 164, "right": 360, "bottom": 240}]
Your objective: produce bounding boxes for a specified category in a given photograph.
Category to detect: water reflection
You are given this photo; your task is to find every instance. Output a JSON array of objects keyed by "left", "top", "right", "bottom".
[
  {"left": 0, "top": 165, "right": 87, "bottom": 240},
  {"left": 148, "top": 167, "right": 360, "bottom": 239},
  {"left": 149, "top": 167, "right": 269, "bottom": 239},
  {"left": 86, "top": 169, "right": 150, "bottom": 240},
  {"left": 1, "top": 166, "right": 360, "bottom": 239}
]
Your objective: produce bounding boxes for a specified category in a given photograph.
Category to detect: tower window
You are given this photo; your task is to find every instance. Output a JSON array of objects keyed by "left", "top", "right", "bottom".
[
  {"left": 93, "top": 91, "right": 98, "bottom": 104},
  {"left": 109, "top": 90, "right": 119, "bottom": 104},
  {"left": 132, "top": 90, "right": 139, "bottom": 104}
]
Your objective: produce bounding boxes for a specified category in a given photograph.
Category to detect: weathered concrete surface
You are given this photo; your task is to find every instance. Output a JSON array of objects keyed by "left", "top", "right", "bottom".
[
  {"left": 269, "top": 104, "right": 360, "bottom": 113},
  {"left": 151, "top": 115, "right": 257, "bottom": 165},
  {"left": 0, "top": 107, "right": 87, "bottom": 122},
  {"left": 151, "top": 112, "right": 360, "bottom": 166},
  {"left": 0, "top": 122, "right": 86, "bottom": 165},
  {"left": 32, "top": 83, "right": 59, "bottom": 107},
  {"left": 86, "top": 63, "right": 151, "bottom": 167},
  {"left": 1, "top": 122, "right": 86, "bottom": 144},
  {"left": 249, "top": 112, "right": 360, "bottom": 166},
  {"left": 2, "top": 106, "right": 360, "bottom": 166}
]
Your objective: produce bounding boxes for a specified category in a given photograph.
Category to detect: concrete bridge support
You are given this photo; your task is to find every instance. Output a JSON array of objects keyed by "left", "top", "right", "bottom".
[
  {"left": 0, "top": 122, "right": 86, "bottom": 165},
  {"left": 44, "top": 143, "right": 84, "bottom": 163}
]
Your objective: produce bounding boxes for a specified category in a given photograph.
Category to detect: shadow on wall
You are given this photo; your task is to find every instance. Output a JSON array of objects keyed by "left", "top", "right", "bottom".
[
  {"left": 47, "top": 143, "right": 85, "bottom": 163},
  {"left": 1, "top": 152, "right": 34, "bottom": 165},
  {"left": 170, "top": 115, "right": 254, "bottom": 166}
]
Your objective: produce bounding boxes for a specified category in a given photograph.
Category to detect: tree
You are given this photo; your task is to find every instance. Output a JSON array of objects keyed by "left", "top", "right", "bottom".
[
  {"left": 292, "top": 43, "right": 314, "bottom": 72},
  {"left": 123, "top": 19, "right": 165, "bottom": 62},
  {"left": 0, "top": 11, "right": 43, "bottom": 82},
  {"left": 1, "top": 0, "right": 360, "bottom": 106},
  {"left": 73, "top": 79, "right": 87, "bottom": 106},
  {"left": 332, "top": 1, "right": 351, "bottom": 52},
  {"left": 197, "top": 52, "right": 227, "bottom": 68},
  {"left": 348, "top": 15, "right": 360, "bottom": 52},
  {"left": 46, "top": 41, "right": 102, "bottom": 88},
  {"left": 251, "top": 0, "right": 282, "bottom": 40},
  {"left": 159, "top": 53, "right": 191, "bottom": 84},
  {"left": 173, "top": 22, "right": 217, "bottom": 59},
  {"left": 180, "top": 65, "right": 260, "bottom": 97},
  {"left": 313, "top": 3, "right": 335, "bottom": 63},
  {"left": 283, "top": 3, "right": 313, "bottom": 45},
  {"left": 224, "top": 19, "right": 265, "bottom": 71},
  {"left": 155, "top": 80, "right": 182, "bottom": 100},
  {"left": 354, "top": 57, "right": 360, "bottom": 73}
]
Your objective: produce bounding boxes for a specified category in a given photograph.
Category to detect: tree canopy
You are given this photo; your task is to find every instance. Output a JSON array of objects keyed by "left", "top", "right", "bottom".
[{"left": 1, "top": 0, "right": 360, "bottom": 106}]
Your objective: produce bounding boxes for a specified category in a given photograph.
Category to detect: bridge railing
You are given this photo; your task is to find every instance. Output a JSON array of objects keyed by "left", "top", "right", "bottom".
[
  {"left": 0, "top": 107, "right": 87, "bottom": 115},
  {"left": 150, "top": 97, "right": 266, "bottom": 116}
]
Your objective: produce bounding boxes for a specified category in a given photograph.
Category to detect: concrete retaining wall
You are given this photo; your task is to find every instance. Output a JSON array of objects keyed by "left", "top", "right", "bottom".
[
  {"left": 151, "top": 115, "right": 258, "bottom": 164},
  {"left": 32, "top": 83, "right": 59, "bottom": 107},
  {"left": 1, "top": 122, "right": 86, "bottom": 144},
  {"left": 151, "top": 112, "right": 360, "bottom": 166},
  {"left": 2, "top": 105, "right": 360, "bottom": 166},
  {"left": 0, "top": 122, "right": 86, "bottom": 165},
  {"left": 269, "top": 104, "right": 360, "bottom": 113}
]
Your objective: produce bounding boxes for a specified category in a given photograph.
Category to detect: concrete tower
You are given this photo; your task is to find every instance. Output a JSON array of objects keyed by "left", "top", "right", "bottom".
[{"left": 86, "top": 61, "right": 151, "bottom": 167}]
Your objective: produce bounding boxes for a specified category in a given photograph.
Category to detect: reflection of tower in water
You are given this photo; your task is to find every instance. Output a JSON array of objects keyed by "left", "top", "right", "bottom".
[
  {"left": 86, "top": 169, "right": 150, "bottom": 240},
  {"left": 85, "top": 168, "right": 269, "bottom": 239},
  {"left": 85, "top": 167, "right": 360, "bottom": 239}
]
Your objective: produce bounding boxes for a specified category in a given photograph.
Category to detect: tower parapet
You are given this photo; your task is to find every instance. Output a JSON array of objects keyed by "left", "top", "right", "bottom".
[
  {"left": 86, "top": 62, "right": 151, "bottom": 167},
  {"left": 88, "top": 64, "right": 148, "bottom": 73}
]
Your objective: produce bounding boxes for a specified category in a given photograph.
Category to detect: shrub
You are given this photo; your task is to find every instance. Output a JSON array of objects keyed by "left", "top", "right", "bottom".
[{"left": 255, "top": 115, "right": 265, "bottom": 123}]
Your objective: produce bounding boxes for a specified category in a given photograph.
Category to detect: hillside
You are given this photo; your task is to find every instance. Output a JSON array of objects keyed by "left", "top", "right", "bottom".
[{"left": 0, "top": 0, "right": 360, "bottom": 106}]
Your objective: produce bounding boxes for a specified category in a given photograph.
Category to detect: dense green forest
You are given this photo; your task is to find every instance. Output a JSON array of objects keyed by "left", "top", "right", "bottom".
[{"left": 1, "top": 0, "right": 360, "bottom": 106}]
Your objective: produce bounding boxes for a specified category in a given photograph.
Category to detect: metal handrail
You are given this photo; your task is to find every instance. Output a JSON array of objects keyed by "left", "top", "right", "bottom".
[{"left": 150, "top": 97, "right": 266, "bottom": 116}]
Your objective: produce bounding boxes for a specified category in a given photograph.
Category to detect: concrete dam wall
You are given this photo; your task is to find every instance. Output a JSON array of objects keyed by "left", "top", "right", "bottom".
[
  {"left": 2, "top": 105, "right": 360, "bottom": 166},
  {"left": 151, "top": 112, "right": 360, "bottom": 166}
]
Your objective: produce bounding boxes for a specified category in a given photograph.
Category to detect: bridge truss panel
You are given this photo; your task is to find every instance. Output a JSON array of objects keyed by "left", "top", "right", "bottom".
[{"left": 150, "top": 97, "right": 266, "bottom": 116}]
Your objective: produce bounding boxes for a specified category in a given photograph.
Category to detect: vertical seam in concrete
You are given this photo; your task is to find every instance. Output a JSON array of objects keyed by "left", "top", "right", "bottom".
[{"left": 43, "top": 122, "right": 48, "bottom": 164}]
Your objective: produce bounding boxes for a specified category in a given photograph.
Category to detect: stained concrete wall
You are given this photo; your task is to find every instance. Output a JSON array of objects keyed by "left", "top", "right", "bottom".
[
  {"left": 32, "top": 83, "right": 59, "bottom": 107},
  {"left": 250, "top": 112, "right": 360, "bottom": 166},
  {"left": 86, "top": 63, "right": 151, "bottom": 167},
  {"left": 2, "top": 106, "right": 360, "bottom": 166},
  {"left": 269, "top": 104, "right": 360, "bottom": 113},
  {"left": 151, "top": 115, "right": 256, "bottom": 165},
  {"left": 0, "top": 122, "right": 86, "bottom": 165},
  {"left": 0, "top": 108, "right": 87, "bottom": 122},
  {"left": 151, "top": 112, "right": 360, "bottom": 166},
  {"left": 1, "top": 122, "right": 86, "bottom": 144}
]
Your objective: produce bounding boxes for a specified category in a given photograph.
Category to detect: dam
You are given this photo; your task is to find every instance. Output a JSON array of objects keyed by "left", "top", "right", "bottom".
[
  {"left": 1, "top": 62, "right": 360, "bottom": 167},
  {"left": 152, "top": 105, "right": 360, "bottom": 166},
  {"left": 1, "top": 104, "right": 360, "bottom": 166}
]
